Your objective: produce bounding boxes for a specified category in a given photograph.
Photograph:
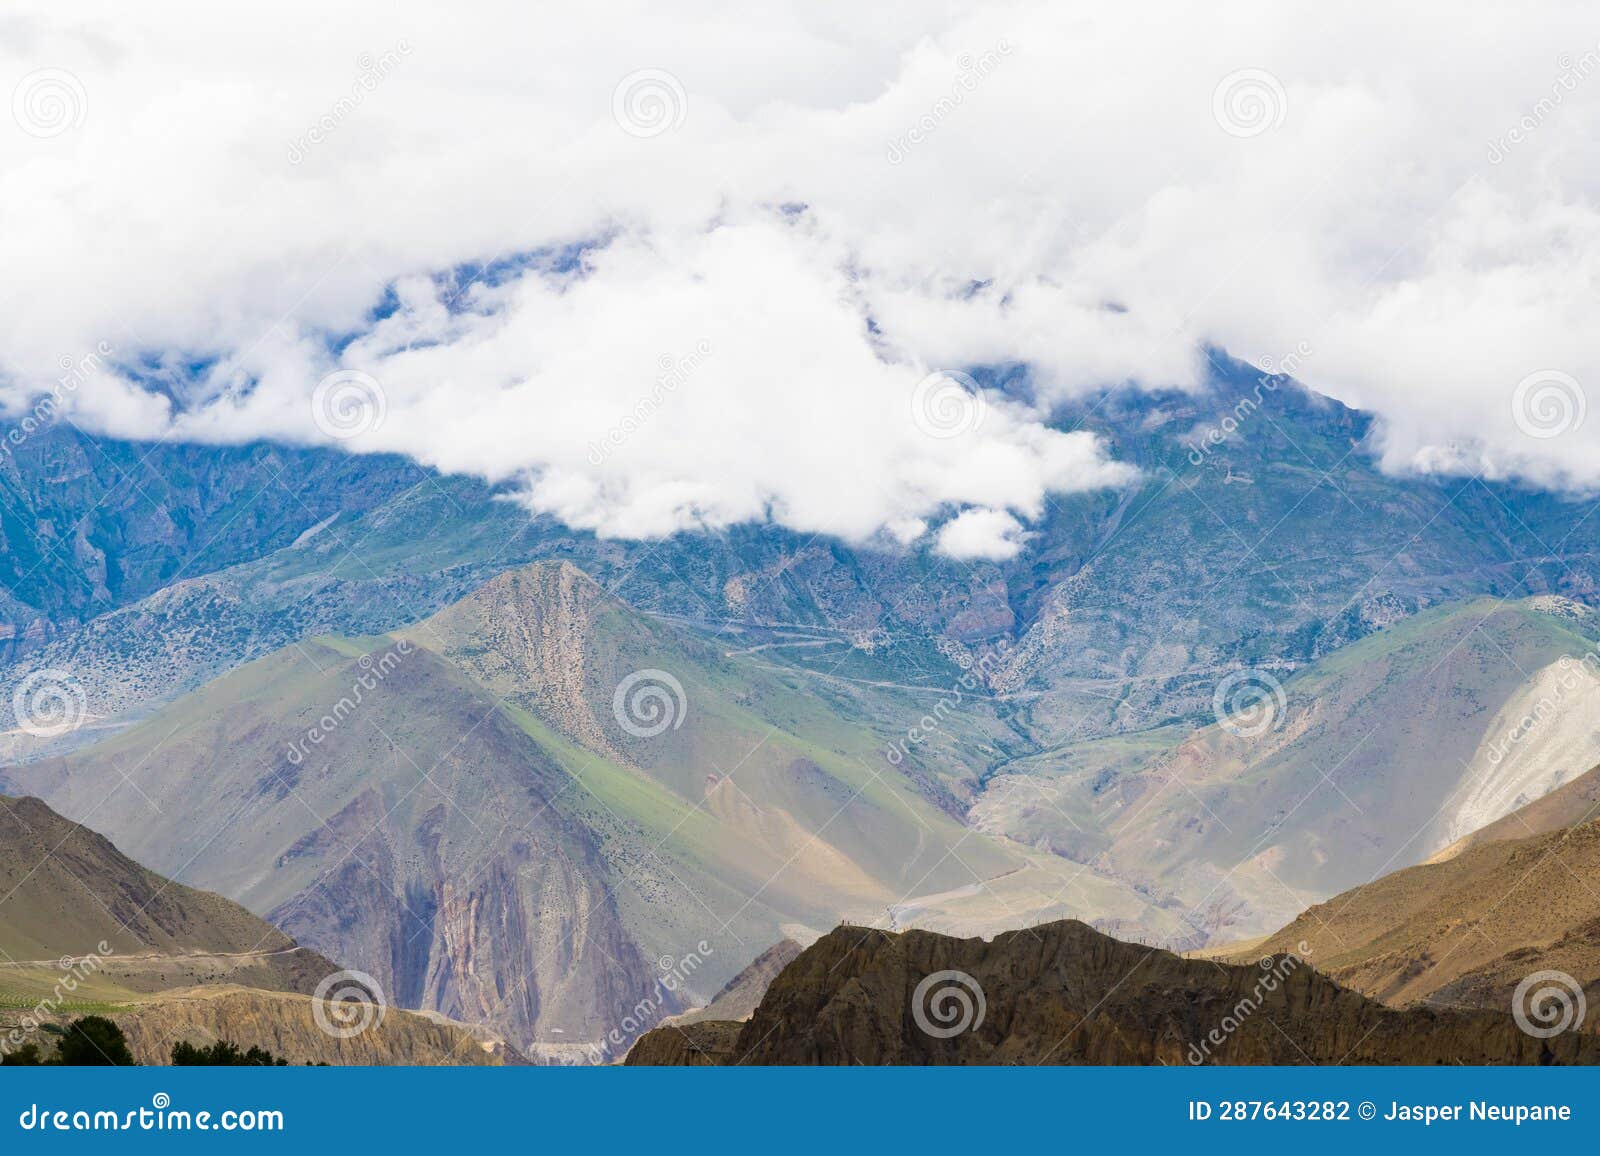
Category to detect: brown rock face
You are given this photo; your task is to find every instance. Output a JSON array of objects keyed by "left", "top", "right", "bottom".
[
  {"left": 403, "top": 561, "right": 619, "bottom": 759},
  {"left": 108, "top": 986, "right": 508, "bottom": 1066},
  {"left": 622, "top": 1020, "right": 742, "bottom": 1066},
  {"left": 629, "top": 920, "right": 1600, "bottom": 1065}
]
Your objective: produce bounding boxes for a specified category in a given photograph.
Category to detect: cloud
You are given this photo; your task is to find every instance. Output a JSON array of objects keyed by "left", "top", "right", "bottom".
[
  {"left": 936, "top": 508, "right": 1030, "bottom": 561},
  {"left": 3, "top": 1, "right": 1600, "bottom": 550},
  {"left": 288, "top": 223, "right": 1136, "bottom": 541}
]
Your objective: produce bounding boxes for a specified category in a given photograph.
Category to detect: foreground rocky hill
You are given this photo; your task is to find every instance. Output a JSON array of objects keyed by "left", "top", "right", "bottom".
[
  {"left": 627, "top": 920, "right": 1600, "bottom": 1065},
  {"left": 8, "top": 986, "right": 510, "bottom": 1067},
  {"left": 108, "top": 987, "right": 507, "bottom": 1067},
  {"left": 670, "top": 939, "right": 806, "bottom": 1025}
]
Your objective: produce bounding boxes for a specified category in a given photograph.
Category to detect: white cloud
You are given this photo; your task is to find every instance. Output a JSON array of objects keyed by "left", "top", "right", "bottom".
[
  {"left": 3, "top": 0, "right": 1600, "bottom": 550},
  {"left": 936, "top": 508, "right": 1030, "bottom": 561}
]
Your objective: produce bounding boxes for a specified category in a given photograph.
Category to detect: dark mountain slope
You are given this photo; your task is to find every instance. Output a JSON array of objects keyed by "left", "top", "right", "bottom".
[
  {"left": 628, "top": 920, "right": 1600, "bottom": 1065},
  {"left": 0, "top": 794, "right": 512, "bottom": 1065},
  {"left": 0, "top": 426, "right": 423, "bottom": 653}
]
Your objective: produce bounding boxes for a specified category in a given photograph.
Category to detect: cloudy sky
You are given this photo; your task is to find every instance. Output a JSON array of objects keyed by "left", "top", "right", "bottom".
[{"left": 4, "top": 1, "right": 1598, "bottom": 558}]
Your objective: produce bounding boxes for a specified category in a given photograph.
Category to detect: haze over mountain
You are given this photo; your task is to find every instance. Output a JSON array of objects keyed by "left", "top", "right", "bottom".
[
  {"left": 0, "top": 793, "right": 330, "bottom": 991},
  {"left": 0, "top": 433, "right": 422, "bottom": 657},
  {"left": 976, "top": 597, "right": 1600, "bottom": 943}
]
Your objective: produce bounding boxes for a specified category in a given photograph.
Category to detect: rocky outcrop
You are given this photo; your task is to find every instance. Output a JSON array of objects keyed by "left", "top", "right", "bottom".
[
  {"left": 628, "top": 920, "right": 1600, "bottom": 1065},
  {"left": 622, "top": 1020, "right": 741, "bottom": 1066},
  {"left": 102, "top": 986, "right": 508, "bottom": 1066},
  {"left": 257, "top": 673, "right": 666, "bottom": 1054},
  {"left": 403, "top": 561, "right": 619, "bottom": 758}
]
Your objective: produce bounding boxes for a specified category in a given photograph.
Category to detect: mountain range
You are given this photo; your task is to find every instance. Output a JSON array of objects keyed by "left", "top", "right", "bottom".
[
  {"left": 5, "top": 357, "right": 1600, "bottom": 1060},
  {"left": 8, "top": 358, "right": 1600, "bottom": 754},
  {"left": 4, "top": 561, "right": 1069, "bottom": 1058}
]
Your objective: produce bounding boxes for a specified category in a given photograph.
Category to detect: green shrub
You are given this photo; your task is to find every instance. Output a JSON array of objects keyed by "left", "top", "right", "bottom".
[
  {"left": 54, "top": 1016, "right": 133, "bottom": 1066},
  {"left": 171, "top": 1039, "right": 288, "bottom": 1066}
]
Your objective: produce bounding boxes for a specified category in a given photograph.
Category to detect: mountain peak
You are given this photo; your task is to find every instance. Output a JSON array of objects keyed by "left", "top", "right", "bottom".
[
  {"left": 400, "top": 558, "right": 640, "bottom": 760},
  {"left": 429, "top": 559, "right": 608, "bottom": 633}
]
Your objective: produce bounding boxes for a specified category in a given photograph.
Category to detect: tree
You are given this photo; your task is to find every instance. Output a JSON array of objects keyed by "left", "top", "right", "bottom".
[
  {"left": 0, "top": 1043, "right": 44, "bottom": 1065},
  {"left": 55, "top": 1016, "right": 134, "bottom": 1065},
  {"left": 171, "top": 1039, "right": 288, "bottom": 1066}
]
